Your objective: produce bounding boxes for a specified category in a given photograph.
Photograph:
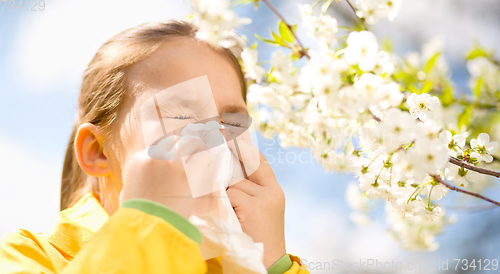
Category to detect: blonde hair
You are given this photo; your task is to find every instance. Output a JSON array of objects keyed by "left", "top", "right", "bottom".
[{"left": 61, "top": 20, "right": 247, "bottom": 210}]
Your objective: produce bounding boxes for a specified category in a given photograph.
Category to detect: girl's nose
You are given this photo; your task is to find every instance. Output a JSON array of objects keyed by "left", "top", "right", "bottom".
[{"left": 219, "top": 123, "right": 227, "bottom": 141}]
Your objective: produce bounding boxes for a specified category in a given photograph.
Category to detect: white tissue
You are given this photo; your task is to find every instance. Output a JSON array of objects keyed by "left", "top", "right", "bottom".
[{"left": 179, "top": 121, "right": 267, "bottom": 274}]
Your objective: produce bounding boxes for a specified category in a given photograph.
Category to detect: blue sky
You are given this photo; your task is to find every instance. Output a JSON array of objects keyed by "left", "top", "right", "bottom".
[{"left": 1, "top": 1, "right": 500, "bottom": 273}]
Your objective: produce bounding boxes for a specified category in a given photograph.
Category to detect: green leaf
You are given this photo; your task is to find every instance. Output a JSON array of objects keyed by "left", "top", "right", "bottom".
[
  {"left": 254, "top": 34, "right": 281, "bottom": 46},
  {"left": 266, "top": 70, "right": 277, "bottom": 83},
  {"left": 290, "top": 51, "right": 302, "bottom": 61},
  {"left": 381, "top": 37, "right": 393, "bottom": 53},
  {"left": 458, "top": 105, "right": 472, "bottom": 130},
  {"left": 466, "top": 48, "right": 488, "bottom": 60},
  {"left": 271, "top": 30, "right": 288, "bottom": 47},
  {"left": 474, "top": 78, "right": 483, "bottom": 97},
  {"left": 321, "top": 0, "right": 334, "bottom": 15},
  {"left": 278, "top": 20, "right": 295, "bottom": 43},
  {"left": 425, "top": 53, "right": 440, "bottom": 73},
  {"left": 420, "top": 81, "right": 433, "bottom": 94},
  {"left": 408, "top": 85, "right": 419, "bottom": 95},
  {"left": 253, "top": 0, "right": 259, "bottom": 9},
  {"left": 440, "top": 86, "right": 454, "bottom": 107}
]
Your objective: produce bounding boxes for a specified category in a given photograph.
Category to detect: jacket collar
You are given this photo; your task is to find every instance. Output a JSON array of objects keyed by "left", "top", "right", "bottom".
[{"left": 43, "top": 192, "right": 109, "bottom": 258}]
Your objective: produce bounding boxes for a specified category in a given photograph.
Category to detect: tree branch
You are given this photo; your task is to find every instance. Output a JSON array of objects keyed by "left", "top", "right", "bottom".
[
  {"left": 345, "top": 0, "right": 368, "bottom": 30},
  {"left": 372, "top": 112, "right": 500, "bottom": 178},
  {"left": 441, "top": 203, "right": 498, "bottom": 213},
  {"left": 448, "top": 156, "right": 500, "bottom": 178},
  {"left": 431, "top": 175, "right": 500, "bottom": 207},
  {"left": 370, "top": 110, "right": 381, "bottom": 122},
  {"left": 456, "top": 99, "right": 499, "bottom": 110},
  {"left": 261, "top": 0, "right": 310, "bottom": 59}
]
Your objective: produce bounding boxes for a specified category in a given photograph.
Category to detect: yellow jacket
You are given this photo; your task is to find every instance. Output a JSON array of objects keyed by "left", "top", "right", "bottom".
[{"left": 0, "top": 192, "right": 309, "bottom": 273}]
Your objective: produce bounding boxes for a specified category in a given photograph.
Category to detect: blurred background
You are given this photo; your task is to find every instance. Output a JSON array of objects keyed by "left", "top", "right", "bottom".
[{"left": 1, "top": 0, "right": 500, "bottom": 273}]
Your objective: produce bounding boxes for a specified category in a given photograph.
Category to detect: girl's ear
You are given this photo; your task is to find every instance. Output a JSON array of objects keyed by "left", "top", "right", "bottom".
[{"left": 75, "top": 123, "right": 112, "bottom": 177}]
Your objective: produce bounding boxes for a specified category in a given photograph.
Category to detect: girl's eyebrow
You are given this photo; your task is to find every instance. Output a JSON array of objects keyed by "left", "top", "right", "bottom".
[
  {"left": 220, "top": 105, "right": 249, "bottom": 115},
  {"left": 158, "top": 93, "right": 248, "bottom": 115}
]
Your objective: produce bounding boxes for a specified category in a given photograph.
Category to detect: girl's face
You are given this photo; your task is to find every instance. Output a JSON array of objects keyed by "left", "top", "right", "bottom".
[{"left": 102, "top": 37, "right": 248, "bottom": 213}]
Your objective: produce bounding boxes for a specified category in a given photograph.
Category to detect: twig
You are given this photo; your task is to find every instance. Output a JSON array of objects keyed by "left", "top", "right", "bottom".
[
  {"left": 370, "top": 110, "right": 381, "bottom": 122},
  {"left": 456, "top": 99, "right": 499, "bottom": 110},
  {"left": 441, "top": 203, "right": 498, "bottom": 213},
  {"left": 431, "top": 175, "right": 500, "bottom": 207},
  {"left": 345, "top": 0, "right": 368, "bottom": 30},
  {"left": 261, "top": 0, "right": 310, "bottom": 59},
  {"left": 448, "top": 156, "right": 500, "bottom": 178},
  {"left": 371, "top": 113, "right": 500, "bottom": 178}
]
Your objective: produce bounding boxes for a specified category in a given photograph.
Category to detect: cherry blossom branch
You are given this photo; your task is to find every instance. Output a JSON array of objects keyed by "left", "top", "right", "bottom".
[
  {"left": 370, "top": 110, "right": 381, "bottom": 122},
  {"left": 372, "top": 109, "right": 500, "bottom": 178},
  {"left": 456, "top": 99, "right": 499, "bottom": 110},
  {"left": 442, "top": 203, "right": 498, "bottom": 213},
  {"left": 431, "top": 175, "right": 500, "bottom": 207},
  {"left": 261, "top": 0, "right": 310, "bottom": 59},
  {"left": 448, "top": 156, "right": 500, "bottom": 178},
  {"left": 345, "top": 0, "right": 368, "bottom": 30}
]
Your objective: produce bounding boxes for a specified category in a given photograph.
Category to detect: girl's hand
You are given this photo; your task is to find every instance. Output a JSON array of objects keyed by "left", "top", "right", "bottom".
[
  {"left": 119, "top": 135, "right": 212, "bottom": 218},
  {"left": 226, "top": 136, "right": 286, "bottom": 269}
]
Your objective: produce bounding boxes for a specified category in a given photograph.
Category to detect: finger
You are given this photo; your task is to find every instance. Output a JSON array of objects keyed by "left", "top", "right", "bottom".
[
  {"left": 246, "top": 150, "right": 278, "bottom": 187},
  {"left": 226, "top": 187, "right": 249, "bottom": 209},
  {"left": 227, "top": 137, "right": 277, "bottom": 187},
  {"left": 227, "top": 178, "right": 261, "bottom": 196},
  {"left": 226, "top": 134, "right": 261, "bottom": 179}
]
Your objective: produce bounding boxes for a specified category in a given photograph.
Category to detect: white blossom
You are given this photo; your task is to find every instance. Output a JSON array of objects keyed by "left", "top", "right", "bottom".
[
  {"left": 439, "top": 130, "right": 465, "bottom": 157},
  {"left": 246, "top": 84, "right": 289, "bottom": 110},
  {"left": 470, "top": 133, "right": 499, "bottom": 163},
  {"left": 373, "top": 108, "right": 417, "bottom": 152},
  {"left": 467, "top": 57, "right": 500, "bottom": 94},
  {"left": 411, "top": 138, "right": 449, "bottom": 177},
  {"left": 195, "top": 0, "right": 500, "bottom": 254},
  {"left": 191, "top": 0, "right": 251, "bottom": 48},
  {"left": 355, "top": 0, "right": 388, "bottom": 25},
  {"left": 374, "top": 82, "right": 404, "bottom": 110},
  {"left": 386, "top": 202, "right": 449, "bottom": 252},
  {"left": 444, "top": 164, "right": 479, "bottom": 187},
  {"left": 241, "top": 47, "right": 265, "bottom": 83},
  {"left": 271, "top": 50, "right": 296, "bottom": 87},
  {"left": 392, "top": 151, "right": 424, "bottom": 182},
  {"left": 406, "top": 93, "right": 440, "bottom": 121},
  {"left": 344, "top": 31, "right": 379, "bottom": 71},
  {"left": 419, "top": 206, "right": 446, "bottom": 221},
  {"left": 299, "top": 50, "right": 347, "bottom": 98},
  {"left": 390, "top": 199, "right": 426, "bottom": 218},
  {"left": 346, "top": 182, "right": 370, "bottom": 211},
  {"left": 299, "top": 4, "right": 338, "bottom": 46},
  {"left": 378, "top": 0, "right": 402, "bottom": 21},
  {"left": 420, "top": 184, "right": 449, "bottom": 201},
  {"left": 373, "top": 51, "right": 395, "bottom": 76},
  {"left": 417, "top": 119, "right": 442, "bottom": 141}
]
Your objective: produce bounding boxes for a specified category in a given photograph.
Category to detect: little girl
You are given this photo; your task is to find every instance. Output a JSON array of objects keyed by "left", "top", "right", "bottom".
[{"left": 0, "top": 20, "right": 309, "bottom": 273}]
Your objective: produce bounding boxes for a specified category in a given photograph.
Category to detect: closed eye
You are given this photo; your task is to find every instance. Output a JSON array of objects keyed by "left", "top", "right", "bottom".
[
  {"left": 170, "top": 115, "right": 192, "bottom": 119},
  {"left": 223, "top": 122, "right": 241, "bottom": 127},
  {"left": 164, "top": 115, "right": 241, "bottom": 127}
]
